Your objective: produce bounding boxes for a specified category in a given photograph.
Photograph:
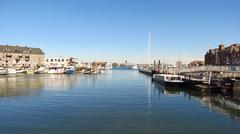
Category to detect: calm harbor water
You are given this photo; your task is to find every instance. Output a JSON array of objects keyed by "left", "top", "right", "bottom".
[{"left": 0, "top": 68, "right": 240, "bottom": 134}]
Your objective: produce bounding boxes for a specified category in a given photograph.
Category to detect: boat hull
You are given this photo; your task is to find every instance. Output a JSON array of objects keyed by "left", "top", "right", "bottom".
[
  {"left": 64, "top": 70, "right": 75, "bottom": 74},
  {"left": 48, "top": 68, "right": 65, "bottom": 74},
  {"left": 16, "top": 70, "right": 27, "bottom": 74},
  {"left": 7, "top": 69, "right": 17, "bottom": 74},
  {"left": 35, "top": 70, "right": 45, "bottom": 74},
  {"left": 0, "top": 71, "right": 6, "bottom": 75},
  {"left": 152, "top": 77, "right": 185, "bottom": 87}
]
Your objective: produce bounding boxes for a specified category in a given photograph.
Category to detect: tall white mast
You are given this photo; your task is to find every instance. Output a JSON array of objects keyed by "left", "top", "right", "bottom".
[{"left": 148, "top": 32, "right": 151, "bottom": 66}]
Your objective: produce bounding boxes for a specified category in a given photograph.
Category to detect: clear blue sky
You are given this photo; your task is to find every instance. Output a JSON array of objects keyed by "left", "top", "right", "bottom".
[{"left": 0, "top": 0, "right": 240, "bottom": 64}]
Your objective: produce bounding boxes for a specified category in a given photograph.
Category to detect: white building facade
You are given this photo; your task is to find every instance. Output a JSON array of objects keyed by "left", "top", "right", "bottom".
[{"left": 45, "top": 57, "right": 70, "bottom": 68}]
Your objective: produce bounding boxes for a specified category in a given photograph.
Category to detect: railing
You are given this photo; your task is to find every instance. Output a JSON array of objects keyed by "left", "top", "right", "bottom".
[{"left": 179, "top": 66, "right": 240, "bottom": 73}]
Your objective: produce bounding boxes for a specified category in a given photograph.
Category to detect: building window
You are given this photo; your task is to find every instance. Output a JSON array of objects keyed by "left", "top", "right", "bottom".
[
  {"left": 62, "top": 59, "right": 64, "bottom": 62},
  {"left": 46, "top": 59, "right": 49, "bottom": 62},
  {"left": 51, "top": 59, "right": 53, "bottom": 62},
  {"left": 58, "top": 59, "right": 60, "bottom": 62},
  {"left": 55, "top": 59, "right": 57, "bottom": 62}
]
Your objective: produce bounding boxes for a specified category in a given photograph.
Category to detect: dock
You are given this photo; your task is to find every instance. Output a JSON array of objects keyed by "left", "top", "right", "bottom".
[{"left": 139, "top": 65, "right": 240, "bottom": 93}]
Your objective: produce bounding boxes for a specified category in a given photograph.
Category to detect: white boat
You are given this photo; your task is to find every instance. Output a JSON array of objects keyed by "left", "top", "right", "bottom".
[
  {"left": 48, "top": 67, "right": 65, "bottom": 74},
  {"left": 105, "top": 62, "right": 112, "bottom": 70},
  {"left": 0, "top": 67, "right": 7, "bottom": 75},
  {"left": 64, "top": 66, "right": 76, "bottom": 74},
  {"left": 152, "top": 74, "right": 185, "bottom": 86},
  {"left": 35, "top": 67, "right": 47, "bottom": 74},
  {"left": 130, "top": 65, "right": 138, "bottom": 70},
  {"left": 7, "top": 68, "right": 16, "bottom": 74},
  {"left": 16, "top": 69, "right": 27, "bottom": 74}
]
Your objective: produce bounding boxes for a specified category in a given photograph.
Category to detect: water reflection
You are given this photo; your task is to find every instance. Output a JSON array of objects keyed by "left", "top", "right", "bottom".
[
  {"left": 0, "top": 74, "right": 81, "bottom": 97},
  {"left": 44, "top": 74, "right": 79, "bottom": 91},
  {"left": 152, "top": 81, "right": 240, "bottom": 121},
  {"left": 0, "top": 74, "right": 45, "bottom": 97}
]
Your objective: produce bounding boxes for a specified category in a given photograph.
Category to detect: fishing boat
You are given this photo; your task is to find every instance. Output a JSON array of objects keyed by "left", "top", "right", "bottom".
[
  {"left": 64, "top": 66, "right": 76, "bottom": 74},
  {"left": 152, "top": 74, "right": 185, "bottom": 86},
  {"left": 0, "top": 67, "right": 7, "bottom": 75}
]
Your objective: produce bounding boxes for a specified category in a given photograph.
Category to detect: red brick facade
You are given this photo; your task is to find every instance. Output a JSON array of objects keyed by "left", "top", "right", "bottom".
[{"left": 205, "top": 44, "right": 240, "bottom": 65}]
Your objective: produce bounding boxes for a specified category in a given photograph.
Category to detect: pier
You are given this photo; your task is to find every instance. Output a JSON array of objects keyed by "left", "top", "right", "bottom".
[{"left": 139, "top": 65, "right": 240, "bottom": 92}]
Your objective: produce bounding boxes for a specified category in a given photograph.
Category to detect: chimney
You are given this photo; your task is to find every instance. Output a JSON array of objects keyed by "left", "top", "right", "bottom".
[{"left": 219, "top": 44, "right": 224, "bottom": 51}]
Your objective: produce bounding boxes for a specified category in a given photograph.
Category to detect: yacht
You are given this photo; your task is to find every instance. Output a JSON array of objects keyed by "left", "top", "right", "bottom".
[
  {"left": 48, "top": 67, "right": 65, "bottom": 74},
  {"left": 130, "top": 65, "right": 138, "bottom": 70},
  {"left": 152, "top": 74, "right": 185, "bottom": 86},
  {"left": 64, "top": 66, "right": 76, "bottom": 74},
  {"left": 105, "top": 62, "right": 112, "bottom": 70},
  {"left": 0, "top": 67, "right": 7, "bottom": 75}
]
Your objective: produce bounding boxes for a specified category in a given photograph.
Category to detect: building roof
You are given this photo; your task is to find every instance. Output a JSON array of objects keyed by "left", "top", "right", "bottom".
[{"left": 0, "top": 45, "right": 45, "bottom": 55}]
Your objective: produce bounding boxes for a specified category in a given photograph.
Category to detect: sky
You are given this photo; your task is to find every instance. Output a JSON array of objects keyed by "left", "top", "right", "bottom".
[{"left": 0, "top": 0, "right": 240, "bottom": 64}]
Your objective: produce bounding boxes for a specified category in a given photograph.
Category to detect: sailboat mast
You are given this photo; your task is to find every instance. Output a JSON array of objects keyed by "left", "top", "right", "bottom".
[{"left": 148, "top": 32, "right": 151, "bottom": 66}]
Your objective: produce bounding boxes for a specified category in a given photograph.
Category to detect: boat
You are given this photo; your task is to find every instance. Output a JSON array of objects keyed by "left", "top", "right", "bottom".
[
  {"left": 16, "top": 69, "right": 27, "bottom": 74},
  {"left": 130, "top": 65, "right": 138, "bottom": 70},
  {"left": 104, "top": 62, "right": 113, "bottom": 70},
  {"left": 0, "top": 67, "right": 7, "bottom": 75},
  {"left": 35, "top": 67, "right": 47, "bottom": 74},
  {"left": 64, "top": 66, "right": 76, "bottom": 74},
  {"left": 48, "top": 67, "right": 65, "bottom": 74},
  {"left": 7, "top": 68, "right": 16, "bottom": 74},
  {"left": 152, "top": 74, "right": 185, "bottom": 86},
  {"left": 139, "top": 67, "right": 152, "bottom": 76}
]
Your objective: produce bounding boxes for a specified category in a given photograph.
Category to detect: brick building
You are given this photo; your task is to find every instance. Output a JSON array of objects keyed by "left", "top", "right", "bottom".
[
  {"left": 189, "top": 60, "right": 204, "bottom": 67},
  {"left": 0, "top": 45, "right": 45, "bottom": 68},
  {"left": 205, "top": 44, "right": 240, "bottom": 65}
]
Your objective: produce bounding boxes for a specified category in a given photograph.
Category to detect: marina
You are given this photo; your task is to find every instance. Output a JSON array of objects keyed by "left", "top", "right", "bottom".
[
  {"left": 1, "top": 0, "right": 240, "bottom": 133},
  {"left": 0, "top": 68, "right": 240, "bottom": 134}
]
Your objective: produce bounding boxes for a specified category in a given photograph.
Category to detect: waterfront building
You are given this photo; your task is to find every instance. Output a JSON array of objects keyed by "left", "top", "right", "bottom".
[
  {"left": 45, "top": 57, "right": 81, "bottom": 68},
  {"left": 45, "top": 57, "right": 70, "bottom": 67},
  {"left": 205, "top": 44, "right": 240, "bottom": 65},
  {"left": 0, "top": 44, "right": 45, "bottom": 68}
]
